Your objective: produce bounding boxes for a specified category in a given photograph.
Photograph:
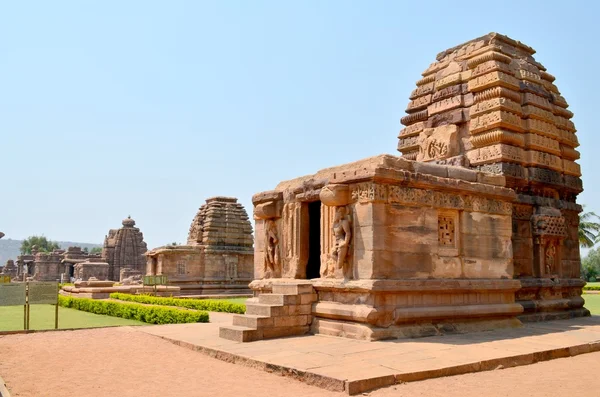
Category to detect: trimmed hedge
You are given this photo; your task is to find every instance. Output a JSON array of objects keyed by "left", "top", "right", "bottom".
[
  {"left": 58, "top": 296, "right": 209, "bottom": 324},
  {"left": 583, "top": 285, "right": 600, "bottom": 291},
  {"left": 109, "top": 293, "right": 246, "bottom": 314}
]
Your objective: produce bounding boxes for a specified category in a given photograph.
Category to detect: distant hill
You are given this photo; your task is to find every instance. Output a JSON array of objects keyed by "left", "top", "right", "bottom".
[{"left": 0, "top": 239, "right": 102, "bottom": 265}]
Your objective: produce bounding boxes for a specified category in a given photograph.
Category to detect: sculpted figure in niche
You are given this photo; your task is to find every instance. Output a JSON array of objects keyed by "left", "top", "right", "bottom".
[
  {"left": 324, "top": 206, "right": 352, "bottom": 278},
  {"left": 545, "top": 242, "right": 556, "bottom": 275},
  {"left": 264, "top": 219, "right": 281, "bottom": 278}
]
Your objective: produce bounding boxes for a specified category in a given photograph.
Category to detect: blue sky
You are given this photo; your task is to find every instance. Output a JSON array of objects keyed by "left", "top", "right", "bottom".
[{"left": 1, "top": 0, "right": 598, "bottom": 250}]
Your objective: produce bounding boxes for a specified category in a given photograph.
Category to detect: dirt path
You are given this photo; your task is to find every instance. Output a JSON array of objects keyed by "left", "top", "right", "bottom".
[{"left": 0, "top": 327, "right": 599, "bottom": 397}]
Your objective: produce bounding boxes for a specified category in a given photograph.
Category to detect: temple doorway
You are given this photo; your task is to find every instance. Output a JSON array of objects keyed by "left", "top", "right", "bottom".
[{"left": 306, "top": 201, "right": 321, "bottom": 279}]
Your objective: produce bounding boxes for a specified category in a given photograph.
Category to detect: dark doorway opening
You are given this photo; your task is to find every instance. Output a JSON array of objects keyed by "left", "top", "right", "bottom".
[
  {"left": 306, "top": 201, "right": 321, "bottom": 279},
  {"left": 68, "top": 264, "right": 75, "bottom": 278}
]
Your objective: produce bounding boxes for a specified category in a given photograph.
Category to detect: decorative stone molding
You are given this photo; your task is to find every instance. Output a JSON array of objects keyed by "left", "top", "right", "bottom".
[
  {"left": 319, "top": 184, "right": 350, "bottom": 207},
  {"left": 531, "top": 215, "right": 567, "bottom": 237}
]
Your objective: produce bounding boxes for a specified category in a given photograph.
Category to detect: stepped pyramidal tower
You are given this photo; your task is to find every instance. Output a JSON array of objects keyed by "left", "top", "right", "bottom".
[{"left": 146, "top": 197, "right": 254, "bottom": 295}]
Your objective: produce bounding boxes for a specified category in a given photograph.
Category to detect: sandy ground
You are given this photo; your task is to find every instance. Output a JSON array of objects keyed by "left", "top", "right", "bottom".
[{"left": 1, "top": 327, "right": 599, "bottom": 397}]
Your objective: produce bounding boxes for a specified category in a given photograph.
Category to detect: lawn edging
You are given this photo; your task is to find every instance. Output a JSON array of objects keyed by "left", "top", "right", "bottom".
[
  {"left": 109, "top": 293, "right": 246, "bottom": 314},
  {"left": 58, "top": 296, "right": 209, "bottom": 324}
]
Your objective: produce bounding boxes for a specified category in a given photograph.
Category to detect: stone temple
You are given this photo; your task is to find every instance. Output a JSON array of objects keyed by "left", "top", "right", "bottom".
[
  {"left": 146, "top": 197, "right": 254, "bottom": 295},
  {"left": 220, "top": 33, "right": 586, "bottom": 342},
  {"left": 102, "top": 216, "right": 148, "bottom": 280}
]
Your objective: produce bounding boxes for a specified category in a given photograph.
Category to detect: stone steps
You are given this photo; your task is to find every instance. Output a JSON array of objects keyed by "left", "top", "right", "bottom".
[{"left": 220, "top": 282, "right": 316, "bottom": 343}]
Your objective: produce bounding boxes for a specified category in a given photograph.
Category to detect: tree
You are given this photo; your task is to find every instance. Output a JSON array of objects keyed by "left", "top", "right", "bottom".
[
  {"left": 579, "top": 206, "right": 600, "bottom": 248},
  {"left": 90, "top": 247, "right": 102, "bottom": 254},
  {"left": 582, "top": 248, "right": 600, "bottom": 281},
  {"left": 20, "top": 236, "right": 60, "bottom": 255}
]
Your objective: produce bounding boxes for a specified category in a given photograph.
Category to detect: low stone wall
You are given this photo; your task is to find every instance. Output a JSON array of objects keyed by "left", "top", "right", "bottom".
[{"left": 61, "top": 285, "right": 180, "bottom": 299}]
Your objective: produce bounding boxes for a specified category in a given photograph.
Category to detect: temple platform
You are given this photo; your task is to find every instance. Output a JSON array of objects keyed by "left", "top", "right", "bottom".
[{"left": 140, "top": 314, "right": 600, "bottom": 395}]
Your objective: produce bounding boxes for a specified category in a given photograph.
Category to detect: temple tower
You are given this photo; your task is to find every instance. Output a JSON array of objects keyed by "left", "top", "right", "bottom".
[
  {"left": 398, "top": 32, "right": 584, "bottom": 321},
  {"left": 102, "top": 216, "right": 148, "bottom": 280},
  {"left": 146, "top": 197, "right": 254, "bottom": 295}
]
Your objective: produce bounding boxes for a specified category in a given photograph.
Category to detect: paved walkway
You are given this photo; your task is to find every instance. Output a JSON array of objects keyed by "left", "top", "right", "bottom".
[{"left": 140, "top": 315, "right": 600, "bottom": 395}]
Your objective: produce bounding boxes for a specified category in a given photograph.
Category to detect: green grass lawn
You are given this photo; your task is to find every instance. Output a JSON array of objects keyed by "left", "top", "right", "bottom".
[
  {"left": 0, "top": 304, "right": 145, "bottom": 332},
  {"left": 222, "top": 298, "right": 248, "bottom": 305},
  {"left": 583, "top": 293, "right": 600, "bottom": 315},
  {"left": 585, "top": 282, "right": 600, "bottom": 288}
]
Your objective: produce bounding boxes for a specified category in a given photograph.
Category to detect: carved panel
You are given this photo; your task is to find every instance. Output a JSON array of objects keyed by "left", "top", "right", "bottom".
[
  {"left": 468, "top": 71, "right": 520, "bottom": 92},
  {"left": 470, "top": 111, "right": 524, "bottom": 134},
  {"left": 471, "top": 60, "right": 514, "bottom": 78},
  {"left": 387, "top": 186, "right": 512, "bottom": 215},
  {"left": 513, "top": 204, "right": 533, "bottom": 220},
  {"left": 416, "top": 125, "right": 459, "bottom": 162},
  {"left": 470, "top": 97, "right": 522, "bottom": 117},
  {"left": 399, "top": 121, "right": 426, "bottom": 138},
  {"left": 350, "top": 183, "right": 388, "bottom": 203},
  {"left": 524, "top": 150, "right": 562, "bottom": 172},
  {"left": 431, "top": 83, "right": 467, "bottom": 101},
  {"left": 406, "top": 94, "right": 432, "bottom": 113},
  {"left": 438, "top": 215, "right": 456, "bottom": 247},
  {"left": 521, "top": 93, "right": 553, "bottom": 111},
  {"left": 427, "top": 96, "right": 463, "bottom": 115},
  {"left": 531, "top": 215, "right": 567, "bottom": 237},
  {"left": 466, "top": 144, "right": 524, "bottom": 166},
  {"left": 409, "top": 82, "right": 435, "bottom": 100}
]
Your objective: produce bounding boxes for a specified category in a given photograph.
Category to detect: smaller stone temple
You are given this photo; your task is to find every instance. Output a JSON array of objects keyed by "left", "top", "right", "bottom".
[
  {"left": 102, "top": 216, "right": 148, "bottom": 280},
  {"left": 146, "top": 196, "right": 254, "bottom": 295}
]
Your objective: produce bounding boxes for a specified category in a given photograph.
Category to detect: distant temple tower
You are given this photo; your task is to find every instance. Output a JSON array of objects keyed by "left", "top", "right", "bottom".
[
  {"left": 146, "top": 196, "right": 254, "bottom": 295},
  {"left": 103, "top": 216, "right": 148, "bottom": 280}
]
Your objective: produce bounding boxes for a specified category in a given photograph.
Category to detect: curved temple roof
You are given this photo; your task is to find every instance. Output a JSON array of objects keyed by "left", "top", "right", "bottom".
[{"left": 398, "top": 32, "right": 581, "bottom": 198}]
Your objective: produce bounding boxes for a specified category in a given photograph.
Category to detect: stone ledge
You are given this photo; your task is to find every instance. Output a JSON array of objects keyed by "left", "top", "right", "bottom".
[
  {"left": 146, "top": 316, "right": 600, "bottom": 395},
  {"left": 312, "top": 278, "right": 522, "bottom": 293}
]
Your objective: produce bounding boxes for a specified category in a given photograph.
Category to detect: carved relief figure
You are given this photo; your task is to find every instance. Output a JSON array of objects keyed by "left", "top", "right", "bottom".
[
  {"left": 264, "top": 219, "right": 280, "bottom": 277},
  {"left": 545, "top": 242, "right": 556, "bottom": 275},
  {"left": 324, "top": 206, "right": 352, "bottom": 278}
]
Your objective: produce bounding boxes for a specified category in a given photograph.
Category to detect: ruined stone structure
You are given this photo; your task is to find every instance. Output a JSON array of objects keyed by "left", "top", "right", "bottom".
[
  {"left": 0, "top": 259, "right": 18, "bottom": 280},
  {"left": 102, "top": 217, "right": 148, "bottom": 280},
  {"left": 221, "top": 33, "right": 587, "bottom": 343},
  {"left": 146, "top": 197, "right": 254, "bottom": 295},
  {"left": 73, "top": 261, "right": 109, "bottom": 281},
  {"left": 13, "top": 247, "right": 104, "bottom": 282}
]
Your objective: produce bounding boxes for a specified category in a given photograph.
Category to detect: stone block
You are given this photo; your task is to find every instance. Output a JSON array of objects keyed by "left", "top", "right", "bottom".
[
  {"left": 258, "top": 293, "right": 300, "bottom": 305},
  {"left": 431, "top": 255, "right": 462, "bottom": 278},
  {"left": 299, "top": 293, "right": 318, "bottom": 305},
  {"left": 447, "top": 166, "right": 478, "bottom": 182},
  {"left": 245, "top": 303, "right": 288, "bottom": 317},
  {"left": 219, "top": 326, "right": 262, "bottom": 342},
  {"left": 462, "top": 257, "right": 512, "bottom": 278},
  {"left": 460, "top": 212, "right": 512, "bottom": 237},
  {"left": 477, "top": 172, "right": 506, "bottom": 186},
  {"left": 461, "top": 234, "right": 512, "bottom": 259},
  {"left": 412, "top": 161, "right": 449, "bottom": 178},
  {"left": 272, "top": 283, "right": 314, "bottom": 295},
  {"left": 261, "top": 325, "right": 310, "bottom": 339},
  {"left": 232, "top": 314, "right": 274, "bottom": 328},
  {"left": 372, "top": 250, "right": 434, "bottom": 279},
  {"left": 273, "top": 315, "right": 309, "bottom": 328},
  {"left": 287, "top": 303, "right": 313, "bottom": 315}
]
